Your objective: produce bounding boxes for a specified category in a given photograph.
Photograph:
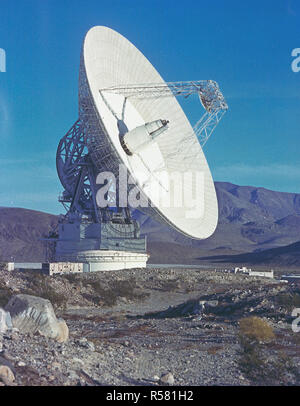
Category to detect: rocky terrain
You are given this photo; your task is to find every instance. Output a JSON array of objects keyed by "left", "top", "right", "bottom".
[
  {"left": 0, "top": 266, "right": 300, "bottom": 386},
  {"left": 1, "top": 182, "right": 300, "bottom": 265}
]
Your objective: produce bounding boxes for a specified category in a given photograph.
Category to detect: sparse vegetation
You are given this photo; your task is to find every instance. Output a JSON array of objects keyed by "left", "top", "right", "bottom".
[
  {"left": 80, "top": 277, "right": 150, "bottom": 307},
  {"left": 114, "top": 279, "right": 149, "bottom": 301},
  {"left": 160, "top": 278, "right": 181, "bottom": 292},
  {"left": 0, "top": 262, "right": 7, "bottom": 271},
  {"left": 267, "top": 351, "right": 300, "bottom": 383},
  {"left": 239, "top": 338, "right": 300, "bottom": 385},
  {"left": 88, "top": 280, "right": 118, "bottom": 306},
  {"left": 207, "top": 345, "right": 223, "bottom": 355},
  {"left": 63, "top": 273, "right": 79, "bottom": 284},
  {"left": 0, "top": 281, "right": 12, "bottom": 307},
  {"left": 1, "top": 265, "right": 300, "bottom": 386},
  {"left": 238, "top": 338, "right": 266, "bottom": 382},
  {"left": 238, "top": 316, "right": 300, "bottom": 384},
  {"left": 37, "top": 285, "right": 68, "bottom": 310},
  {"left": 23, "top": 272, "right": 68, "bottom": 310},
  {"left": 277, "top": 292, "right": 300, "bottom": 311},
  {"left": 239, "top": 316, "right": 275, "bottom": 342}
]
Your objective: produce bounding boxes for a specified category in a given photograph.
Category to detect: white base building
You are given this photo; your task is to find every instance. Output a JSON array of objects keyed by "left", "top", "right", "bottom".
[
  {"left": 54, "top": 219, "right": 148, "bottom": 272},
  {"left": 55, "top": 250, "right": 149, "bottom": 272}
]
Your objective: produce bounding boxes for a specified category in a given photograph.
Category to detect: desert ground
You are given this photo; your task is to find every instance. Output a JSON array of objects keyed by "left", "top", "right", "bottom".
[{"left": 0, "top": 266, "right": 300, "bottom": 386}]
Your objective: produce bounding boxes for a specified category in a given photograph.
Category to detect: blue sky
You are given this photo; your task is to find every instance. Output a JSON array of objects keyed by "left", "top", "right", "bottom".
[{"left": 0, "top": 0, "right": 299, "bottom": 214}]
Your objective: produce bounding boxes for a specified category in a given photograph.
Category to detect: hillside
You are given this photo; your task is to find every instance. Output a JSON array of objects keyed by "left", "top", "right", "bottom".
[
  {"left": 198, "top": 240, "right": 300, "bottom": 267},
  {"left": 136, "top": 182, "right": 300, "bottom": 263},
  {"left": 0, "top": 207, "right": 57, "bottom": 261}
]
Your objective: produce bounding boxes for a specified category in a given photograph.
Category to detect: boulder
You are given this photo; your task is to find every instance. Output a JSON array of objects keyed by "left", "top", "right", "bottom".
[
  {"left": 0, "top": 365, "right": 15, "bottom": 384},
  {"left": 5, "top": 294, "right": 68, "bottom": 342},
  {"left": 160, "top": 372, "right": 175, "bottom": 385},
  {"left": 56, "top": 319, "right": 69, "bottom": 343},
  {"left": 0, "top": 308, "right": 12, "bottom": 333},
  {"left": 0, "top": 356, "right": 15, "bottom": 374}
]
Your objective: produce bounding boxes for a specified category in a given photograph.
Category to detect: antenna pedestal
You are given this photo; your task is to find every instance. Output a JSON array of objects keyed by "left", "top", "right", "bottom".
[{"left": 55, "top": 120, "right": 148, "bottom": 271}]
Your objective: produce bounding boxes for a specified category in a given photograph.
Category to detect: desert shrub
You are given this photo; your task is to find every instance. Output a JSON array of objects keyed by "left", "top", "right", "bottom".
[
  {"left": 290, "top": 331, "right": 300, "bottom": 345},
  {"left": 63, "top": 273, "right": 78, "bottom": 284},
  {"left": 277, "top": 293, "right": 300, "bottom": 310},
  {"left": 267, "top": 351, "right": 300, "bottom": 383},
  {"left": 239, "top": 338, "right": 299, "bottom": 385},
  {"left": 24, "top": 273, "right": 68, "bottom": 310},
  {"left": 113, "top": 279, "right": 149, "bottom": 302},
  {"left": 0, "top": 279, "right": 13, "bottom": 307},
  {"left": 207, "top": 345, "right": 223, "bottom": 355},
  {"left": 38, "top": 286, "right": 68, "bottom": 310},
  {"left": 184, "top": 284, "right": 195, "bottom": 294},
  {"left": 0, "top": 262, "right": 7, "bottom": 271},
  {"left": 0, "top": 288, "right": 12, "bottom": 308},
  {"left": 90, "top": 281, "right": 117, "bottom": 306},
  {"left": 160, "top": 279, "right": 181, "bottom": 292},
  {"left": 24, "top": 286, "right": 67, "bottom": 310},
  {"left": 237, "top": 316, "right": 300, "bottom": 384},
  {"left": 238, "top": 339, "right": 266, "bottom": 381},
  {"left": 88, "top": 278, "right": 149, "bottom": 307},
  {"left": 239, "top": 316, "right": 275, "bottom": 342}
]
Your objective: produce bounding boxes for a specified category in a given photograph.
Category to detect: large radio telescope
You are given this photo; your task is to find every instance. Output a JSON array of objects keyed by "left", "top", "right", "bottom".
[{"left": 54, "top": 26, "right": 228, "bottom": 271}]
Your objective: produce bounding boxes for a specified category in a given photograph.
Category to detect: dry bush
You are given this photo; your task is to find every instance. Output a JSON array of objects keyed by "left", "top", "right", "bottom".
[
  {"left": 238, "top": 339, "right": 266, "bottom": 381},
  {"left": 239, "top": 316, "right": 275, "bottom": 342},
  {"left": 0, "top": 263, "right": 7, "bottom": 271},
  {"left": 24, "top": 272, "right": 68, "bottom": 310},
  {"left": 63, "top": 273, "right": 78, "bottom": 284},
  {"left": 239, "top": 340, "right": 300, "bottom": 384},
  {"left": 277, "top": 293, "right": 300, "bottom": 310},
  {"left": 88, "top": 278, "right": 149, "bottom": 307},
  {"left": 0, "top": 282, "right": 12, "bottom": 308},
  {"left": 38, "top": 286, "right": 68, "bottom": 310},
  {"left": 90, "top": 281, "right": 117, "bottom": 306},
  {"left": 207, "top": 345, "right": 223, "bottom": 355},
  {"left": 238, "top": 318, "right": 299, "bottom": 384},
  {"left": 160, "top": 279, "right": 181, "bottom": 292}
]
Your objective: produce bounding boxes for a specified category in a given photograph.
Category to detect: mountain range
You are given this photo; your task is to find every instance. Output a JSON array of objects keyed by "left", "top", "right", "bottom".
[
  {"left": 0, "top": 182, "right": 299, "bottom": 267},
  {"left": 135, "top": 182, "right": 300, "bottom": 266}
]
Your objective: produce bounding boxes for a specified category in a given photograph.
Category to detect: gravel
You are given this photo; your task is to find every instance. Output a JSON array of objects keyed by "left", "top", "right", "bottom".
[{"left": 0, "top": 266, "right": 299, "bottom": 386}]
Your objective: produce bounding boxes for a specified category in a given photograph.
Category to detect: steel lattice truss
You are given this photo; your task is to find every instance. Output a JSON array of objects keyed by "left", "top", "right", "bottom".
[
  {"left": 102, "top": 80, "right": 227, "bottom": 110},
  {"left": 101, "top": 80, "right": 228, "bottom": 148},
  {"left": 56, "top": 119, "right": 98, "bottom": 219},
  {"left": 56, "top": 56, "right": 128, "bottom": 221}
]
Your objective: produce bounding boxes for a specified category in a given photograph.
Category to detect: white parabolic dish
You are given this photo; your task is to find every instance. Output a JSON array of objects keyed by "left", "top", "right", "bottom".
[{"left": 79, "top": 26, "right": 218, "bottom": 240}]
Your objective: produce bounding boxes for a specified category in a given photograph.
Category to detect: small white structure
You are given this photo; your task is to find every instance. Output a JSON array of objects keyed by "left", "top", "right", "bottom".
[
  {"left": 248, "top": 270, "right": 274, "bottom": 279},
  {"left": 234, "top": 266, "right": 252, "bottom": 274},
  {"left": 42, "top": 262, "right": 83, "bottom": 276},
  {"left": 0, "top": 262, "right": 15, "bottom": 271},
  {"left": 234, "top": 266, "right": 273, "bottom": 278},
  {"left": 6, "top": 262, "right": 14, "bottom": 272},
  {"left": 281, "top": 275, "right": 300, "bottom": 283}
]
